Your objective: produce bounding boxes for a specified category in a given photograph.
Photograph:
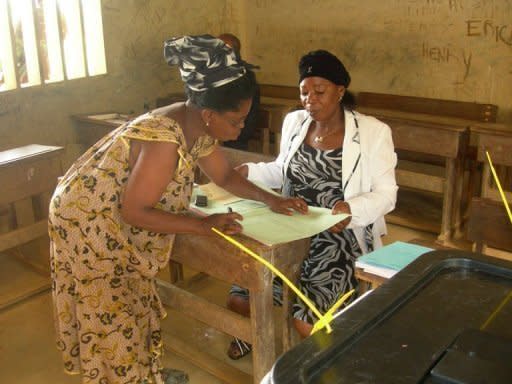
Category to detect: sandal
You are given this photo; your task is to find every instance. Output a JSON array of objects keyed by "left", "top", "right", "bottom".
[
  {"left": 227, "top": 337, "right": 252, "bottom": 360},
  {"left": 161, "top": 368, "right": 189, "bottom": 384}
]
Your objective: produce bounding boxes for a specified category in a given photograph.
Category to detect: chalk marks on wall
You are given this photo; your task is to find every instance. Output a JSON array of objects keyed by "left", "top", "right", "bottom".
[
  {"left": 421, "top": 42, "right": 472, "bottom": 81},
  {"left": 466, "top": 19, "right": 512, "bottom": 46}
]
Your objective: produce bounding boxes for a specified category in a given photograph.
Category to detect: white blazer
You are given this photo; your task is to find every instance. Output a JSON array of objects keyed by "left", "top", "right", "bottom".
[{"left": 246, "top": 109, "right": 398, "bottom": 253}]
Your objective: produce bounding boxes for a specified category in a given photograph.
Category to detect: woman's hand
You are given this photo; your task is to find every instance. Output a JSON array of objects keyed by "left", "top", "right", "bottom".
[
  {"left": 200, "top": 212, "right": 244, "bottom": 235},
  {"left": 266, "top": 195, "right": 308, "bottom": 216},
  {"left": 329, "top": 201, "right": 352, "bottom": 233}
]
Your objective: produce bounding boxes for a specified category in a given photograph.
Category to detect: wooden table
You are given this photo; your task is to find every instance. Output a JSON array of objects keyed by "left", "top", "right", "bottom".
[
  {"left": 358, "top": 108, "right": 470, "bottom": 244},
  {"left": 157, "top": 232, "right": 309, "bottom": 384},
  {"left": 0, "top": 144, "right": 63, "bottom": 309},
  {"left": 72, "top": 112, "right": 131, "bottom": 148},
  {"left": 471, "top": 123, "right": 512, "bottom": 202}
]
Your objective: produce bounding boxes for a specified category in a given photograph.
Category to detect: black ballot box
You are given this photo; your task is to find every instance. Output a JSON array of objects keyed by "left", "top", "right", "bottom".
[{"left": 269, "top": 250, "right": 512, "bottom": 384}]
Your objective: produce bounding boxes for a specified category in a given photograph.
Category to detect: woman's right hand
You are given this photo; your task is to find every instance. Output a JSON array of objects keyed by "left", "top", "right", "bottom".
[{"left": 200, "top": 212, "right": 244, "bottom": 235}]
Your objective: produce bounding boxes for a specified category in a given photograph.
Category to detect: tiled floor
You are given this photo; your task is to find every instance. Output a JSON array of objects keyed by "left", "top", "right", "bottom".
[{"left": 0, "top": 224, "right": 447, "bottom": 384}]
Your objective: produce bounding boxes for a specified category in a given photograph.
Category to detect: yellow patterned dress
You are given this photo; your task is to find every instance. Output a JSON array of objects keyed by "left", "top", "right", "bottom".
[{"left": 48, "top": 113, "right": 215, "bottom": 384}]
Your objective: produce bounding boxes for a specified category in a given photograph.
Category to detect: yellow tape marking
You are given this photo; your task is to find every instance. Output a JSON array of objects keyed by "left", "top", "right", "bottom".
[
  {"left": 212, "top": 227, "right": 355, "bottom": 335},
  {"left": 486, "top": 151, "right": 512, "bottom": 224}
]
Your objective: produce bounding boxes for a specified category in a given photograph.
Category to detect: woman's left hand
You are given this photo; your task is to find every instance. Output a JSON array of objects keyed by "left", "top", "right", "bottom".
[
  {"left": 329, "top": 201, "right": 352, "bottom": 233},
  {"left": 266, "top": 195, "right": 308, "bottom": 216}
]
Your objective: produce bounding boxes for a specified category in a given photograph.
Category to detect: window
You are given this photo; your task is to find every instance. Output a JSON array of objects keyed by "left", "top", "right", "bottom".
[{"left": 0, "top": 0, "right": 106, "bottom": 92}]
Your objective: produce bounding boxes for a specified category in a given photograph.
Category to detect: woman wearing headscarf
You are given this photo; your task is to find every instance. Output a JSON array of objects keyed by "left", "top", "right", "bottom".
[
  {"left": 48, "top": 35, "right": 307, "bottom": 384},
  {"left": 226, "top": 50, "right": 398, "bottom": 359}
]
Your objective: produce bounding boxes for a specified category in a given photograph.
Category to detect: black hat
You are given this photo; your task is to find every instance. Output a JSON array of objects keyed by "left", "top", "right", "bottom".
[{"left": 298, "top": 50, "right": 351, "bottom": 87}]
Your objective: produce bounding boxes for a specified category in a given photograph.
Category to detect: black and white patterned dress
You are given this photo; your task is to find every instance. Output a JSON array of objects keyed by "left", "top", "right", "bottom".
[
  {"left": 230, "top": 140, "right": 374, "bottom": 324},
  {"left": 286, "top": 142, "right": 366, "bottom": 322}
]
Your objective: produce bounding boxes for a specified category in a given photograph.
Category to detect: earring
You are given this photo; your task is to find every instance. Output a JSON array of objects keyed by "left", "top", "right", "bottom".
[
  {"left": 338, "top": 95, "right": 343, "bottom": 102},
  {"left": 206, "top": 121, "right": 210, "bottom": 127}
]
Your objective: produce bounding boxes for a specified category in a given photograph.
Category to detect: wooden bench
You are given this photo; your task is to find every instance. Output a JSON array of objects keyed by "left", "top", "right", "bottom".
[
  {"left": 357, "top": 92, "right": 497, "bottom": 123},
  {"left": 72, "top": 112, "right": 131, "bottom": 150},
  {"left": 357, "top": 108, "right": 470, "bottom": 242},
  {"left": 467, "top": 197, "right": 512, "bottom": 257},
  {"left": 357, "top": 92, "right": 497, "bottom": 242},
  {"left": 0, "top": 144, "right": 63, "bottom": 310},
  {"left": 472, "top": 123, "right": 512, "bottom": 203}
]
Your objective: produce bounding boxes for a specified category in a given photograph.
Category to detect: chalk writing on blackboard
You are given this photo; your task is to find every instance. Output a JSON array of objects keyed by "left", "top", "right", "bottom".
[{"left": 466, "top": 19, "right": 512, "bottom": 46}]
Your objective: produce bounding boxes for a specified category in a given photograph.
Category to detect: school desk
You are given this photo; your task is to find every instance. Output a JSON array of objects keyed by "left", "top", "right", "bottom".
[
  {"left": 0, "top": 144, "right": 63, "bottom": 310},
  {"left": 156, "top": 227, "right": 310, "bottom": 384}
]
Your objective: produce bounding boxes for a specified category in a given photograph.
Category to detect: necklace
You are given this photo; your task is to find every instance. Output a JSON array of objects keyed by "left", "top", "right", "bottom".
[{"left": 313, "top": 128, "right": 336, "bottom": 143}]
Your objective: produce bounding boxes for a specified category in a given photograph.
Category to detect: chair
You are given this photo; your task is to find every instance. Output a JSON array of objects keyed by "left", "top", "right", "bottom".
[{"left": 467, "top": 197, "right": 512, "bottom": 255}]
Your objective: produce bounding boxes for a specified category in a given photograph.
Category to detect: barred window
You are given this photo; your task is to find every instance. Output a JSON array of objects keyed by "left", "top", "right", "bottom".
[{"left": 0, "top": 0, "right": 106, "bottom": 92}]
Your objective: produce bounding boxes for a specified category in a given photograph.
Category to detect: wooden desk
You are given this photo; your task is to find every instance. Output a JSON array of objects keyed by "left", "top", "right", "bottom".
[
  {"left": 157, "top": 233, "right": 309, "bottom": 384},
  {"left": 0, "top": 144, "right": 63, "bottom": 309},
  {"left": 358, "top": 107, "right": 470, "bottom": 243},
  {"left": 257, "top": 98, "right": 301, "bottom": 156},
  {"left": 471, "top": 123, "right": 512, "bottom": 202},
  {"left": 157, "top": 147, "right": 308, "bottom": 384},
  {"left": 72, "top": 112, "right": 131, "bottom": 148}
]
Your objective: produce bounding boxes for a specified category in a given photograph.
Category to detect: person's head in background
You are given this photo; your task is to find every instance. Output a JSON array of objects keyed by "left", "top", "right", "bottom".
[
  {"left": 164, "top": 34, "right": 256, "bottom": 142},
  {"left": 298, "top": 50, "right": 356, "bottom": 121},
  {"left": 218, "top": 33, "right": 242, "bottom": 60}
]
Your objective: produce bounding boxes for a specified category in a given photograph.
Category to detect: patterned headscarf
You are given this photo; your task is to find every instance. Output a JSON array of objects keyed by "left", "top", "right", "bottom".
[{"left": 164, "top": 34, "right": 246, "bottom": 92}]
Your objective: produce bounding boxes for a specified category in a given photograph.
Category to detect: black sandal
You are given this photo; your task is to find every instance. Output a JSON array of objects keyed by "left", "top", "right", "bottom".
[{"left": 227, "top": 337, "right": 252, "bottom": 360}]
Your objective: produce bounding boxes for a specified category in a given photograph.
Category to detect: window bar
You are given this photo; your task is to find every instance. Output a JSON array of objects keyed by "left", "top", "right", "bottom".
[
  {"left": 23, "top": 0, "right": 44, "bottom": 85},
  {"left": 0, "top": 0, "right": 19, "bottom": 89},
  {"left": 17, "top": 0, "right": 41, "bottom": 86},
  {"left": 55, "top": 0, "right": 67, "bottom": 81},
  {"left": 77, "top": 0, "right": 89, "bottom": 77},
  {"left": 58, "top": 0, "right": 85, "bottom": 80},
  {"left": 42, "top": 0, "right": 64, "bottom": 83}
]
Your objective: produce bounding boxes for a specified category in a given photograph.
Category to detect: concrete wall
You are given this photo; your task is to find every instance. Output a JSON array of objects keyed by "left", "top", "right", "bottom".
[
  {"left": 0, "top": 0, "right": 229, "bottom": 167},
  {"left": 242, "top": 0, "right": 512, "bottom": 124},
  {"left": 1, "top": 0, "right": 510, "bottom": 169}
]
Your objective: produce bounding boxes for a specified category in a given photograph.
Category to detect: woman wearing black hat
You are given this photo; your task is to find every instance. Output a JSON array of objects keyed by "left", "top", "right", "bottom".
[
  {"left": 227, "top": 50, "right": 398, "bottom": 358},
  {"left": 48, "top": 35, "right": 307, "bottom": 384}
]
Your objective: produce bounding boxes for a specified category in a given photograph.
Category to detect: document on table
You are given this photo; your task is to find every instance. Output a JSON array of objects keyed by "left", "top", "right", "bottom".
[
  {"left": 356, "top": 241, "right": 433, "bottom": 278},
  {"left": 191, "top": 183, "right": 349, "bottom": 246}
]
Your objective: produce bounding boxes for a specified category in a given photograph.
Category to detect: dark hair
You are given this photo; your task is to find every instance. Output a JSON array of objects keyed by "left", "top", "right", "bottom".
[{"left": 185, "top": 70, "right": 256, "bottom": 112}]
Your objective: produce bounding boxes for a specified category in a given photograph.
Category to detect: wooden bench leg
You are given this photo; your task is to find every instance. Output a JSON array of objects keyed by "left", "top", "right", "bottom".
[
  {"left": 169, "top": 261, "right": 184, "bottom": 283},
  {"left": 451, "top": 157, "right": 465, "bottom": 239},
  {"left": 438, "top": 159, "right": 455, "bottom": 244}
]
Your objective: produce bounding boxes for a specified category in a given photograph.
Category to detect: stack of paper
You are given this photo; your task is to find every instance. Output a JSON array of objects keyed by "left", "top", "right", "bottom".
[
  {"left": 191, "top": 183, "right": 349, "bottom": 246},
  {"left": 356, "top": 241, "right": 433, "bottom": 278}
]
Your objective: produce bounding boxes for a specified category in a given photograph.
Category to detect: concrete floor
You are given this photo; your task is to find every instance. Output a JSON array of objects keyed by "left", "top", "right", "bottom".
[{"left": 0, "top": 224, "right": 440, "bottom": 384}]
